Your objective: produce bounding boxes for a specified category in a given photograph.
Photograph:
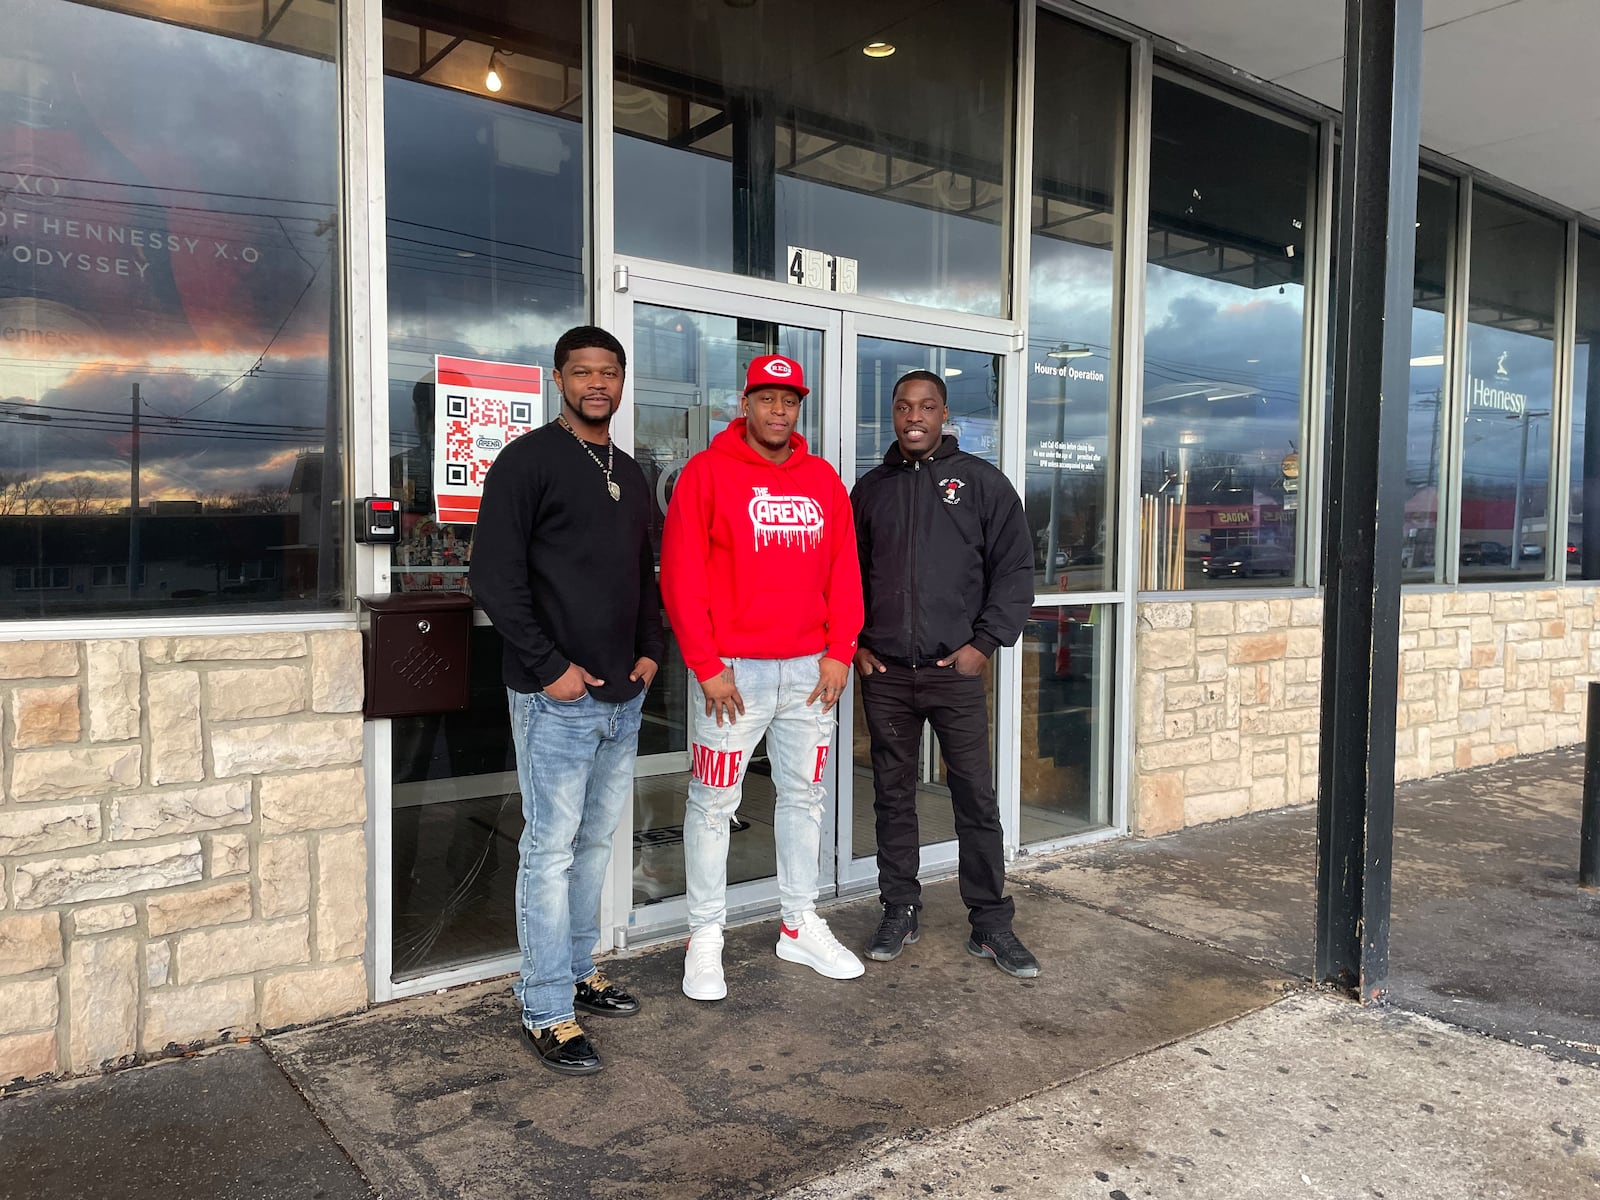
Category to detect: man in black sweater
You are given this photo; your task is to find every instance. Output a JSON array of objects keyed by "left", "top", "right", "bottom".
[
  {"left": 850, "top": 370, "right": 1040, "bottom": 978},
  {"left": 470, "top": 325, "right": 664, "bottom": 1075}
]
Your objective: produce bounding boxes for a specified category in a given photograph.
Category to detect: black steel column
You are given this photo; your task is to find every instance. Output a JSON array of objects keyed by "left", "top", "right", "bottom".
[
  {"left": 731, "top": 89, "right": 776, "bottom": 279},
  {"left": 1315, "top": 0, "right": 1423, "bottom": 1000}
]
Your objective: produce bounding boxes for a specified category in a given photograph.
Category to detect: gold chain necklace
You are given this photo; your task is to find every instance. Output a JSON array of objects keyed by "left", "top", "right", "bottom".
[{"left": 558, "top": 414, "right": 620, "bottom": 501}]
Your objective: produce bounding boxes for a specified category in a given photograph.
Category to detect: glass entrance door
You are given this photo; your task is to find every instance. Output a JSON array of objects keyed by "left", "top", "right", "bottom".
[{"left": 617, "top": 281, "right": 843, "bottom": 940}]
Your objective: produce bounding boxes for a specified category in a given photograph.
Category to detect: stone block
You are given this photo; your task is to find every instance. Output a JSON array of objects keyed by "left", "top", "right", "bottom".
[
  {"left": 9, "top": 746, "right": 139, "bottom": 803},
  {"left": 316, "top": 830, "right": 367, "bottom": 961},
  {"left": 1163, "top": 710, "right": 1196, "bottom": 739},
  {"left": 258, "top": 766, "right": 365, "bottom": 833},
  {"left": 1249, "top": 776, "right": 1288, "bottom": 811},
  {"left": 146, "top": 941, "right": 171, "bottom": 988},
  {"left": 0, "top": 1031, "right": 59, "bottom": 1082},
  {"left": 0, "top": 641, "right": 78, "bottom": 680},
  {"left": 1195, "top": 653, "right": 1227, "bottom": 682},
  {"left": 310, "top": 631, "right": 364, "bottom": 714},
  {"left": 174, "top": 916, "right": 310, "bottom": 984},
  {"left": 0, "top": 913, "right": 63, "bottom": 975},
  {"left": 74, "top": 903, "right": 137, "bottom": 936},
  {"left": 1285, "top": 628, "right": 1321, "bottom": 659},
  {"left": 109, "top": 781, "right": 252, "bottom": 841},
  {"left": 86, "top": 640, "right": 141, "bottom": 743},
  {"left": 260, "top": 961, "right": 367, "bottom": 1030},
  {"left": 1185, "top": 788, "right": 1250, "bottom": 825},
  {"left": 1233, "top": 601, "right": 1273, "bottom": 633},
  {"left": 1289, "top": 597, "right": 1322, "bottom": 626},
  {"left": 11, "top": 684, "right": 81, "bottom": 748},
  {"left": 1228, "top": 633, "right": 1288, "bottom": 665},
  {"left": 146, "top": 881, "right": 253, "bottom": 936},
  {"left": 211, "top": 718, "right": 362, "bottom": 778},
  {"left": 13, "top": 840, "right": 202, "bottom": 909},
  {"left": 1194, "top": 603, "right": 1235, "bottom": 636},
  {"left": 205, "top": 665, "right": 307, "bottom": 722},
  {"left": 259, "top": 837, "right": 311, "bottom": 919},
  {"left": 0, "top": 803, "right": 101, "bottom": 857},
  {"left": 1137, "top": 734, "right": 1214, "bottom": 772},
  {"left": 142, "top": 980, "right": 256, "bottom": 1052},
  {"left": 0, "top": 978, "right": 58, "bottom": 1036},
  {"left": 1135, "top": 674, "right": 1164, "bottom": 740},
  {"left": 1139, "top": 629, "right": 1195, "bottom": 671},
  {"left": 1134, "top": 772, "right": 1184, "bottom": 836},
  {"left": 167, "top": 634, "right": 307, "bottom": 662},
  {"left": 206, "top": 832, "right": 251, "bottom": 878},
  {"left": 68, "top": 935, "right": 138, "bottom": 1072},
  {"left": 1140, "top": 602, "right": 1192, "bottom": 630},
  {"left": 147, "top": 671, "right": 203, "bottom": 785},
  {"left": 1183, "top": 760, "right": 1243, "bottom": 793}
]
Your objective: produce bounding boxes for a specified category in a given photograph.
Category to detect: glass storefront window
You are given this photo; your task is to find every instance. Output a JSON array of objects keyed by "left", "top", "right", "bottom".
[
  {"left": 0, "top": 0, "right": 343, "bottom": 618},
  {"left": 1401, "top": 173, "right": 1456, "bottom": 582},
  {"left": 1139, "top": 75, "right": 1317, "bottom": 591},
  {"left": 1566, "top": 228, "right": 1600, "bottom": 580},
  {"left": 1026, "top": 14, "right": 1127, "bottom": 596},
  {"left": 1458, "top": 190, "right": 1562, "bottom": 581},
  {"left": 381, "top": 1, "right": 586, "bottom": 975},
  {"left": 613, "top": 0, "right": 1015, "bottom": 316},
  {"left": 1020, "top": 603, "right": 1113, "bottom": 842},
  {"left": 854, "top": 336, "right": 999, "bottom": 480}
]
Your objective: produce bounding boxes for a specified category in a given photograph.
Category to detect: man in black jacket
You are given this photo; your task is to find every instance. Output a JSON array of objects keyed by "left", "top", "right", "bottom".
[
  {"left": 471, "top": 325, "right": 664, "bottom": 1075},
  {"left": 851, "top": 369, "right": 1040, "bottom": 977}
]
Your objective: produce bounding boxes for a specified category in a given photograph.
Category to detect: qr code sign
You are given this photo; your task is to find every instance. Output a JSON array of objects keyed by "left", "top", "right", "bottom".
[{"left": 432, "top": 357, "right": 543, "bottom": 525}]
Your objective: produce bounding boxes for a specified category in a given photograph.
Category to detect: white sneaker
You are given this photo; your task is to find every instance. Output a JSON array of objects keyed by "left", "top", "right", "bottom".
[
  {"left": 682, "top": 926, "right": 726, "bottom": 1001},
  {"left": 775, "top": 911, "right": 865, "bottom": 980}
]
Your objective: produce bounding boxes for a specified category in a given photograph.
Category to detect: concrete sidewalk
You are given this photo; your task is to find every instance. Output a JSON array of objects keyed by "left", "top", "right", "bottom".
[{"left": 2, "top": 748, "right": 1597, "bottom": 1199}]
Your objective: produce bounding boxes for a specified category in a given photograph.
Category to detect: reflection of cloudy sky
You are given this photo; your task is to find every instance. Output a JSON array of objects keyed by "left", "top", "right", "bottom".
[{"left": 1, "top": 1, "right": 338, "bottom": 499}]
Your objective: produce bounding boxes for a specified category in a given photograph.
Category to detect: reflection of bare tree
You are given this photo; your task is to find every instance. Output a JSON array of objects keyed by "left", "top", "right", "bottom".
[
  {"left": 205, "top": 483, "right": 292, "bottom": 513},
  {"left": 0, "top": 473, "right": 50, "bottom": 516},
  {"left": 61, "top": 476, "right": 114, "bottom": 514}
]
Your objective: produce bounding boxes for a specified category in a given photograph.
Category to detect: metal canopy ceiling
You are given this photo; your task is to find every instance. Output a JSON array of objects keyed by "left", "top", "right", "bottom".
[{"left": 1083, "top": 0, "right": 1600, "bottom": 221}]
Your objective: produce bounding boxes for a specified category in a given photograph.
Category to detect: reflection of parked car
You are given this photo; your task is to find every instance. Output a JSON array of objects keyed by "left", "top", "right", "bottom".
[
  {"left": 1460, "top": 540, "right": 1510, "bottom": 565},
  {"left": 1520, "top": 541, "right": 1544, "bottom": 559},
  {"left": 1200, "top": 543, "right": 1294, "bottom": 579}
]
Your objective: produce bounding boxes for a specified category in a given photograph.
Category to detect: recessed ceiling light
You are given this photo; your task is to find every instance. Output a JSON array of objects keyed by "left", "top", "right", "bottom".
[
  {"left": 943, "top": 368, "right": 962, "bottom": 377},
  {"left": 863, "top": 41, "right": 896, "bottom": 58}
]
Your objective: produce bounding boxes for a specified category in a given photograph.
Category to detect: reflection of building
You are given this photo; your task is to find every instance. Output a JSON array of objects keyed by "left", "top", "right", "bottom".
[{"left": 4, "top": 0, "right": 1600, "bottom": 1093}]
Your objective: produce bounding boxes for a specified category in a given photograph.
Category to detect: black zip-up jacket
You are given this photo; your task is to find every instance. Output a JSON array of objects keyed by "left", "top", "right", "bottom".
[{"left": 851, "top": 436, "right": 1034, "bottom": 666}]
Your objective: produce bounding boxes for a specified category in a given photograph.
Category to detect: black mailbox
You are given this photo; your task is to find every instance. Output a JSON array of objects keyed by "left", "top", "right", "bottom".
[{"left": 358, "top": 592, "right": 474, "bottom": 719}]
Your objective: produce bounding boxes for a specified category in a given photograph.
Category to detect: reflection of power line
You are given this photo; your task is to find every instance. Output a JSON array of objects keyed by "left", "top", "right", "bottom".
[{"left": 179, "top": 251, "right": 329, "bottom": 418}]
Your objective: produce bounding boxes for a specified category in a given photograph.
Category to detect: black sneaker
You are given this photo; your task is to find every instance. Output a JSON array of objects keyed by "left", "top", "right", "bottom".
[
  {"left": 574, "top": 970, "right": 640, "bottom": 1018},
  {"left": 865, "top": 903, "right": 920, "bottom": 962},
  {"left": 521, "top": 1019, "right": 602, "bottom": 1075},
  {"left": 967, "top": 930, "right": 1041, "bottom": 978}
]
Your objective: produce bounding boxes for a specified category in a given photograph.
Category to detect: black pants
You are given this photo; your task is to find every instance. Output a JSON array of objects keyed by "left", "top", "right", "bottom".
[{"left": 859, "top": 661, "right": 1014, "bottom": 933}]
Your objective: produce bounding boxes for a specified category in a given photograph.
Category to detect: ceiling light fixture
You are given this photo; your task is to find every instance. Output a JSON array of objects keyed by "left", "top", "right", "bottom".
[
  {"left": 485, "top": 48, "right": 504, "bottom": 93},
  {"left": 943, "top": 368, "right": 963, "bottom": 377},
  {"left": 1409, "top": 353, "right": 1444, "bottom": 367},
  {"left": 863, "top": 41, "right": 896, "bottom": 58},
  {"left": 1047, "top": 342, "right": 1094, "bottom": 360}
]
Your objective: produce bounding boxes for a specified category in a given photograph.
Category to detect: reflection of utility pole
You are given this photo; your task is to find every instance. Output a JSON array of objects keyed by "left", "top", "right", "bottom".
[
  {"left": 1509, "top": 409, "right": 1548, "bottom": 569},
  {"left": 129, "top": 382, "right": 141, "bottom": 598}
]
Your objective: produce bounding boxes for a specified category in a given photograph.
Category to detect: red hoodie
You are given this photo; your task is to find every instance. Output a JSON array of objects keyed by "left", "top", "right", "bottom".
[{"left": 661, "top": 420, "right": 863, "bottom": 683}]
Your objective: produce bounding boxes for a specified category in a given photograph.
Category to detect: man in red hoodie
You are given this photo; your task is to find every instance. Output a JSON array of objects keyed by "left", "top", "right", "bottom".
[{"left": 661, "top": 354, "right": 865, "bottom": 1001}]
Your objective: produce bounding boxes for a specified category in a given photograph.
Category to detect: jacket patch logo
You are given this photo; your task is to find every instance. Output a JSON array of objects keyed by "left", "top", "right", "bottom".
[
  {"left": 748, "top": 487, "right": 825, "bottom": 550},
  {"left": 938, "top": 477, "right": 966, "bottom": 506}
]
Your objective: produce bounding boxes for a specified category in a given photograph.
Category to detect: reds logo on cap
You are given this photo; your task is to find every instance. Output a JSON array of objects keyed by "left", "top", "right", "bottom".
[{"left": 744, "top": 354, "right": 810, "bottom": 397}]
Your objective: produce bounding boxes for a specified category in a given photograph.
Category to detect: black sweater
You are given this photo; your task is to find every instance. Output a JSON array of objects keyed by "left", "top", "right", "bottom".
[{"left": 469, "top": 421, "right": 665, "bottom": 702}]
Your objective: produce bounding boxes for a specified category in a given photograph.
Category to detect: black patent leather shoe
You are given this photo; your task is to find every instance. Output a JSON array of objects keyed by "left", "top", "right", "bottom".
[
  {"left": 574, "top": 970, "right": 641, "bottom": 1018},
  {"left": 865, "top": 903, "right": 920, "bottom": 962},
  {"left": 521, "top": 1019, "right": 602, "bottom": 1075},
  {"left": 967, "top": 930, "right": 1041, "bottom": 978}
]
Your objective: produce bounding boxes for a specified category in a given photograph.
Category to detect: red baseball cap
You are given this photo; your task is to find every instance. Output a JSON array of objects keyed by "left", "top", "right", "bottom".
[{"left": 743, "top": 354, "right": 809, "bottom": 398}]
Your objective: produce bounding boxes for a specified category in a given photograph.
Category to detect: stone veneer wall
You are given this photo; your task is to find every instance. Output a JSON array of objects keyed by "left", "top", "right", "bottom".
[
  {"left": 0, "top": 631, "right": 368, "bottom": 1086},
  {"left": 1133, "top": 588, "right": 1600, "bottom": 836}
]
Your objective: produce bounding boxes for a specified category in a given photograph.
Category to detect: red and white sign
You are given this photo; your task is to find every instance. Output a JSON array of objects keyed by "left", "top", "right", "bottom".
[{"left": 432, "top": 355, "right": 541, "bottom": 525}]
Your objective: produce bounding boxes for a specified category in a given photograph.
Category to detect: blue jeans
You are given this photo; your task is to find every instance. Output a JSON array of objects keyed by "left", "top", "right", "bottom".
[
  {"left": 507, "top": 687, "right": 644, "bottom": 1030},
  {"left": 684, "top": 655, "right": 836, "bottom": 931}
]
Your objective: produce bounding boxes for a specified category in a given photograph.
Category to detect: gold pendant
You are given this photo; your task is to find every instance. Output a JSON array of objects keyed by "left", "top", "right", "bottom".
[{"left": 608, "top": 481, "right": 621, "bottom": 501}]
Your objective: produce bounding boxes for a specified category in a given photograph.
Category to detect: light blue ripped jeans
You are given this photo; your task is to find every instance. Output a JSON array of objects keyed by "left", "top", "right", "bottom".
[
  {"left": 684, "top": 655, "right": 836, "bottom": 932},
  {"left": 507, "top": 686, "right": 645, "bottom": 1031}
]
